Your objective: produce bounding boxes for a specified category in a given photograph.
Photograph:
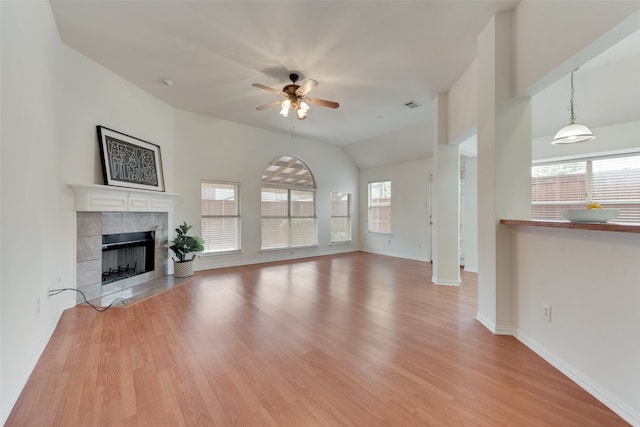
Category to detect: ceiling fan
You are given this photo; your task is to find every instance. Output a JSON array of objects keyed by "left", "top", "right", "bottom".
[{"left": 252, "top": 73, "right": 339, "bottom": 120}]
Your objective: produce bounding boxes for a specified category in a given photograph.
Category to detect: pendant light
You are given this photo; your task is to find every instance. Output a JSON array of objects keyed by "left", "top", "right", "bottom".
[{"left": 552, "top": 68, "right": 595, "bottom": 144}]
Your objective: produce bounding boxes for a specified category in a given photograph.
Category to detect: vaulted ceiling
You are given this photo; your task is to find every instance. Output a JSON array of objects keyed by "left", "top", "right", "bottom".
[{"left": 49, "top": 1, "right": 640, "bottom": 168}]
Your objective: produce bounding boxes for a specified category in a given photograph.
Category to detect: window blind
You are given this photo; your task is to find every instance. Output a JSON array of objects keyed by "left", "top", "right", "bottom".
[
  {"left": 260, "top": 156, "right": 317, "bottom": 250},
  {"left": 261, "top": 187, "right": 317, "bottom": 249},
  {"left": 591, "top": 155, "right": 640, "bottom": 222},
  {"left": 261, "top": 187, "right": 288, "bottom": 217},
  {"left": 532, "top": 153, "right": 640, "bottom": 223},
  {"left": 261, "top": 218, "right": 290, "bottom": 249},
  {"left": 368, "top": 181, "right": 391, "bottom": 233},
  {"left": 331, "top": 192, "right": 351, "bottom": 242},
  {"left": 291, "top": 190, "right": 315, "bottom": 217},
  {"left": 201, "top": 181, "right": 240, "bottom": 252},
  {"left": 290, "top": 189, "right": 316, "bottom": 246}
]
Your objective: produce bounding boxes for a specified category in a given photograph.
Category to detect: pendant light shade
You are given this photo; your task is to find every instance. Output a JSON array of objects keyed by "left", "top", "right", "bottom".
[
  {"left": 552, "top": 123, "right": 595, "bottom": 144},
  {"left": 552, "top": 69, "right": 595, "bottom": 145}
]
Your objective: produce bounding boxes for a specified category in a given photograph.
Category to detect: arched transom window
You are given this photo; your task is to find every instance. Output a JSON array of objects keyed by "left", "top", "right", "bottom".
[
  {"left": 261, "top": 155, "right": 316, "bottom": 188},
  {"left": 261, "top": 155, "right": 317, "bottom": 249}
]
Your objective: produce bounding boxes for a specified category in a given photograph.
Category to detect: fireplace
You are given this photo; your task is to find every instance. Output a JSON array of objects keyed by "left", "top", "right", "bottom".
[
  {"left": 71, "top": 183, "right": 179, "bottom": 305},
  {"left": 76, "top": 211, "right": 169, "bottom": 304},
  {"left": 102, "top": 231, "right": 155, "bottom": 284}
]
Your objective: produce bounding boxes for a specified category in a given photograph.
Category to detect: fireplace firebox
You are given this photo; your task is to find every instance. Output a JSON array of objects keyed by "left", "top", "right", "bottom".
[{"left": 102, "top": 231, "right": 155, "bottom": 285}]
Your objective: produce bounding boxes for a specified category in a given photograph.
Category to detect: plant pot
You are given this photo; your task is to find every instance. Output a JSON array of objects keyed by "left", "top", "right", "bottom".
[{"left": 173, "top": 256, "right": 195, "bottom": 278}]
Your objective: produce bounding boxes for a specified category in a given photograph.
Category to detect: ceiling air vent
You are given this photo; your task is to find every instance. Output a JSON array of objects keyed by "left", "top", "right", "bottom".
[{"left": 404, "top": 100, "right": 421, "bottom": 109}]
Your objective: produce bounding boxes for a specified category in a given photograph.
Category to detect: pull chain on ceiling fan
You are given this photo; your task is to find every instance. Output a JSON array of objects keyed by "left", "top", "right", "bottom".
[{"left": 252, "top": 73, "right": 339, "bottom": 120}]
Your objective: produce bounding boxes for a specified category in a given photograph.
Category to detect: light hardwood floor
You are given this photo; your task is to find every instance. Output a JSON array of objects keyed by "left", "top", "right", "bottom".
[{"left": 7, "top": 252, "right": 628, "bottom": 426}]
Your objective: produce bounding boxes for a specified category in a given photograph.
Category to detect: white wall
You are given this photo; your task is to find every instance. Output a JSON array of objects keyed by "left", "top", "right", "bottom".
[
  {"left": 431, "top": 93, "right": 461, "bottom": 285},
  {"left": 514, "top": 2, "right": 640, "bottom": 97},
  {"left": 1, "top": 1, "right": 175, "bottom": 423},
  {"left": 359, "top": 158, "right": 431, "bottom": 261},
  {"left": 447, "top": 58, "right": 477, "bottom": 144},
  {"left": 512, "top": 227, "right": 640, "bottom": 425},
  {"left": 505, "top": 3, "right": 640, "bottom": 422},
  {"left": 342, "top": 122, "right": 432, "bottom": 169},
  {"left": 529, "top": 120, "right": 640, "bottom": 425},
  {"left": 173, "top": 109, "right": 360, "bottom": 270},
  {"left": 533, "top": 120, "right": 640, "bottom": 162},
  {"left": 458, "top": 7, "right": 640, "bottom": 420}
]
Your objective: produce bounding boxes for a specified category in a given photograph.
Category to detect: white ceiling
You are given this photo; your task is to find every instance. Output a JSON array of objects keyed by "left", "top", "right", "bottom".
[{"left": 49, "top": 1, "right": 640, "bottom": 168}]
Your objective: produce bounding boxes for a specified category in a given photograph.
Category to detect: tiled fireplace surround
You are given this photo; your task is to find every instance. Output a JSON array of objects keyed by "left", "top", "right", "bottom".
[
  {"left": 71, "top": 184, "right": 180, "bottom": 305},
  {"left": 76, "top": 211, "right": 169, "bottom": 304}
]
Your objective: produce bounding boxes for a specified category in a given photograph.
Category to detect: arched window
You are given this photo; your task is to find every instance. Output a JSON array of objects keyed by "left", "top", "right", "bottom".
[{"left": 261, "top": 155, "right": 317, "bottom": 249}]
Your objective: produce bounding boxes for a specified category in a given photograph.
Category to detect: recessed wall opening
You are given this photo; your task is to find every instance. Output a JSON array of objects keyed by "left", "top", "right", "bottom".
[{"left": 101, "top": 231, "right": 155, "bottom": 285}]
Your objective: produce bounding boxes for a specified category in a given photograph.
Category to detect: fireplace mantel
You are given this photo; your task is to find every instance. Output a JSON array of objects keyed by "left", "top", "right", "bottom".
[{"left": 69, "top": 183, "right": 181, "bottom": 212}]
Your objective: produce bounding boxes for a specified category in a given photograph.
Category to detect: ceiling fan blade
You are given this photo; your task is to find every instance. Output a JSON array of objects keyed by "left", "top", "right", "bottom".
[
  {"left": 295, "top": 79, "right": 319, "bottom": 96},
  {"left": 252, "top": 83, "right": 284, "bottom": 95},
  {"left": 256, "top": 100, "right": 282, "bottom": 110},
  {"left": 306, "top": 97, "right": 339, "bottom": 109}
]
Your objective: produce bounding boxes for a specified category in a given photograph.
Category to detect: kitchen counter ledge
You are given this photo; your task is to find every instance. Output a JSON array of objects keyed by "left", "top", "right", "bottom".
[{"left": 500, "top": 219, "right": 640, "bottom": 234}]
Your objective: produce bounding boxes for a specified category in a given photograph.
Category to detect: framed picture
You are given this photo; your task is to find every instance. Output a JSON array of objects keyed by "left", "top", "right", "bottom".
[{"left": 97, "top": 126, "right": 165, "bottom": 192}]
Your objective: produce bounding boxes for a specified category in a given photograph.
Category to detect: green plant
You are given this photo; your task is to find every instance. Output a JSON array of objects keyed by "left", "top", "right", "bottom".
[{"left": 170, "top": 222, "right": 204, "bottom": 263}]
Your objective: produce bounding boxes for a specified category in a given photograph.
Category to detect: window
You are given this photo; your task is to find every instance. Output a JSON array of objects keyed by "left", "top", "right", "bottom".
[
  {"left": 201, "top": 181, "right": 240, "bottom": 253},
  {"left": 261, "top": 156, "right": 317, "bottom": 249},
  {"left": 532, "top": 153, "right": 640, "bottom": 223},
  {"left": 368, "top": 181, "right": 391, "bottom": 233},
  {"left": 331, "top": 192, "right": 351, "bottom": 242}
]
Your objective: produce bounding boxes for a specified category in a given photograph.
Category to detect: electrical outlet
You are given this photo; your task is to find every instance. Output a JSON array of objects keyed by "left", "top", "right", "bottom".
[{"left": 543, "top": 304, "right": 552, "bottom": 322}]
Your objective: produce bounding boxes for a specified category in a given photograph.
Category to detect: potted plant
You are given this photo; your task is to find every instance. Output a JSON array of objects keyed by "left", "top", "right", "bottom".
[{"left": 170, "top": 222, "right": 205, "bottom": 278}]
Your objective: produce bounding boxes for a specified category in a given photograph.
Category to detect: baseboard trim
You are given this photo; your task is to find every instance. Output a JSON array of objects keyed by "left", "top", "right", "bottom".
[
  {"left": 196, "top": 248, "right": 433, "bottom": 274},
  {"left": 431, "top": 276, "right": 461, "bottom": 286},
  {"left": 475, "top": 313, "right": 513, "bottom": 335},
  {"left": 475, "top": 313, "right": 496, "bottom": 332},
  {"left": 361, "top": 249, "right": 429, "bottom": 262},
  {"left": 493, "top": 325, "right": 514, "bottom": 335},
  {"left": 515, "top": 331, "right": 640, "bottom": 427},
  {"left": 196, "top": 247, "right": 361, "bottom": 271}
]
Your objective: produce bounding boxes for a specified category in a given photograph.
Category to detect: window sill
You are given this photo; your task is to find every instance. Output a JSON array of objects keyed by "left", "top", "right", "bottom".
[
  {"left": 330, "top": 240, "right": 353, "bottom": 246},
  {"left": 368, "top": 232, "right": 393, "bottom": 237},
  {"left": 200, "top": 249, "right": 242, "bottom": 257},
  {"left": 260, "top": 245, "right": 319, "bottom": 253}
]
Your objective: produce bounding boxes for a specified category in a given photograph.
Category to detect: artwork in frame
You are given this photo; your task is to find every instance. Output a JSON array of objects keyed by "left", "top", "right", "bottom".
[{"left": 97, "top": 126, "right": 165, "bottom": 192}]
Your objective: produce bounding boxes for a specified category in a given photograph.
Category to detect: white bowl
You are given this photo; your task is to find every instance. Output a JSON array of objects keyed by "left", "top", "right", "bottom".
[{"left": 560, "top": 208, "right": 620, "bottom": 223}]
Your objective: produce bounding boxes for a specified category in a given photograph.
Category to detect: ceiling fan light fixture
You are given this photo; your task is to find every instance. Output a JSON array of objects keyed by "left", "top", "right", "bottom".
[
  {"left": 552, "top": 68, "right": 595, "bottom": 145},
  {"left": 296, "top": 101, "right": 309, "bottom": 120},
  {"left": 280, "top": 99, "right": 291, "bottom": 117},
  {"left": 253, "top": 73, "right": 338, "bottom": 120}
]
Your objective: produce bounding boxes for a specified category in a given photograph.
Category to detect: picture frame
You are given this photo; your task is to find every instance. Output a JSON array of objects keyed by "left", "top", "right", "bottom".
[{"left": 97, "top": 126, "right": 165, "bottom": 192}]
